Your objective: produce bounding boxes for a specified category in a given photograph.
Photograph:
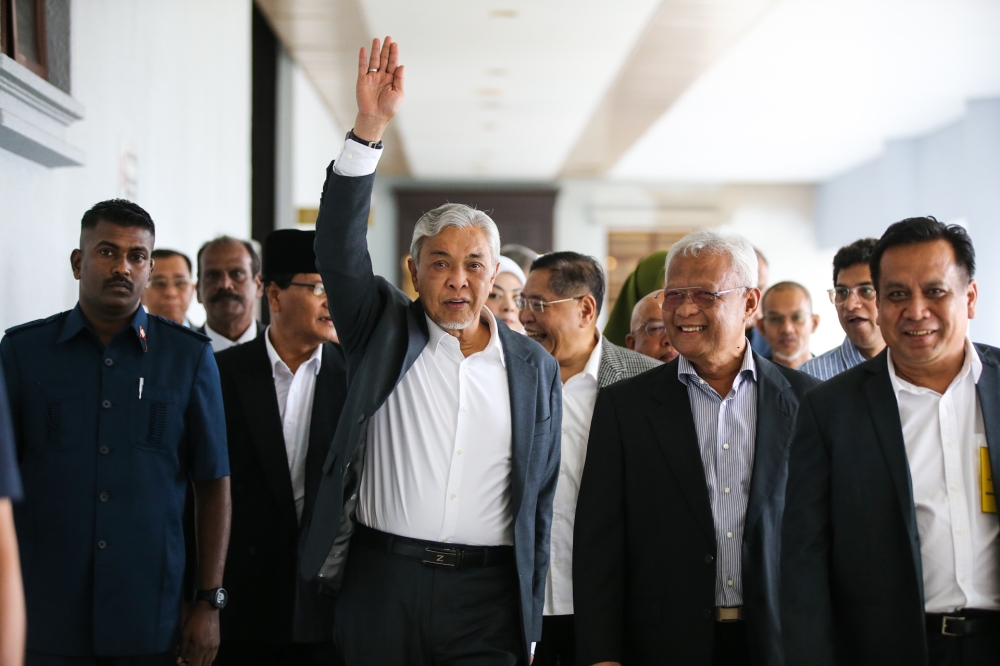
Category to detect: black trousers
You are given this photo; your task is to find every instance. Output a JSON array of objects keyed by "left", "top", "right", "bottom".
[
  {"left": 214, "top": 640, "right": 341, "bottom": 665},
  {"left": 533, "top": 615, "right": 574, "bottom": 666},
  {"left": 334, "top": 537, "right": 525, "bottom": 666},
  {"left": 927, "top": 615, "right": 1000, "bottom": 666},
  {"left": 25, "top": 653, "right": 174, "bottom": 666},
  {"left": 712, "top": 621, "right": 751, "bottom": 666}
]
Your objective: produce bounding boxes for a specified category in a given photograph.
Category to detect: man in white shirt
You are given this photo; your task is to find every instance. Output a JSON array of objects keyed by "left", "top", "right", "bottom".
[
  {"left": 196, "top": 237, "right": 264, "bottom": 352},
  {"left": 214, "top": 229, "right": 346, "bottom": 665},
  {"left": 782, "top": 216, "right": 1000, "bottom": 665},
  {"left": 518, "top": 252, "right": 660, "bottom": 666},
  {"left": 298, "top": 38, "right": 562, "bottom": 666}
]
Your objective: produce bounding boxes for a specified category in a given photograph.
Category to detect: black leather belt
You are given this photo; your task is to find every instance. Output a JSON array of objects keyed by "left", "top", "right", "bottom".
[
  {"left": 926, "top": 611, "right": 1000, "bottom": 637},
  {"left": 354, "top": 524, "right": 514, "bottom": 569}
]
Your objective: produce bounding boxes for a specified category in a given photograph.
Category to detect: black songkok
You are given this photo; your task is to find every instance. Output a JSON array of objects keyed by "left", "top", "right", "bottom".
[{"left": 263, "top": 229, "right": 317, "bottom": 276}]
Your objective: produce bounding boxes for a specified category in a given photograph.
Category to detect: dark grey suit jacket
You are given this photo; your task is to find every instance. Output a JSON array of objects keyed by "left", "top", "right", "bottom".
[
  {"left": 299, "top": 168, "right": 563, "bottom": 656},
  {"left": 781, "top": 345, "right": 1000, "bottom": 666},
  {"left": 574, "top": 353, "right": 819, "bottom": 666}
]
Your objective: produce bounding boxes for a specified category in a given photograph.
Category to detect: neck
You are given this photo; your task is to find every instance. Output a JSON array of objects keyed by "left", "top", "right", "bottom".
[
  {"left": 892, "top": 346, "right": 967, "bottom": 394},
  {"left": 690, "top": 339, "right": 747, "bottom": 396},
  {"left": 210, "top": 317, "right": 253, "bottom": 342},
  {"left": 857, "top": 339, "right": 886, "bottom": 360},
  {"left": 445, "top": 315, "right": 492, "bottom": 358},
  {"left": 772, "top": 349, "right": 810, "bottom": 370},
  {"left": 268, "top": 325, "right": 320, "bottom": 375},
  {"left": 79, "top": 300, "right": 137, "bottom": 347},
  {"left": 559, "top": 330, "right": 599, "bottom": 384}
]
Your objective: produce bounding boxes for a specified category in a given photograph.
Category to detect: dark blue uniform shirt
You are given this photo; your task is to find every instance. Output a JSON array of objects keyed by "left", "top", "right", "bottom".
[
  {"left": 0, "top": 365, "right": 23, "bottom": 500},
  {"left": 0, "top": 305, "right": 230, "bottom": 657}
]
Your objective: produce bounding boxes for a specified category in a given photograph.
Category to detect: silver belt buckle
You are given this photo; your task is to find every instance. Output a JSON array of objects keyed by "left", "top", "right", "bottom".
[{"left": 941, "top": 615, "right": 965, "bottom": 637}]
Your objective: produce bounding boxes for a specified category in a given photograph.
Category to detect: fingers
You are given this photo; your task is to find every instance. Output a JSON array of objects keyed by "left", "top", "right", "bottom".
[
  {"left": 357, "top": 46, "right": 368, "bottom": 79},
  {"left": 379, "top": 36, "right": 393, "bottom": 72},
  {"left": 386, "top": 39, "right": 400, "bottom": 73},
  {"left": 367, "top": 38, "right": 381, "bottom": 72},
  {"left": 394, "top": 64, "right": 405, "bottom": 96}
]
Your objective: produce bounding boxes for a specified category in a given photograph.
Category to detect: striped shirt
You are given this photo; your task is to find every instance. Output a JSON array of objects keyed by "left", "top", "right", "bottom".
[
  {"left": 799, "top": 336, "right": 866, "bottom": 381},
  {"left": 678, "top": 347, "right": 758, "bottom": 607}
]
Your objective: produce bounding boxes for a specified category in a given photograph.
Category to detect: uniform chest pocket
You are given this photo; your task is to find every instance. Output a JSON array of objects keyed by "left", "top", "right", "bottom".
[
  {"left": 129, "top": 386, "right": 181, "bottom": 452},
  {"left": 28, "top": 384, "right": 89, "bottom": 451}
]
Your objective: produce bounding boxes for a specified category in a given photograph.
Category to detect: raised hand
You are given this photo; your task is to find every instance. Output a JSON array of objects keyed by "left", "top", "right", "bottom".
[{"left": 354, "top": 36, "right": 405, "bottom": 143}]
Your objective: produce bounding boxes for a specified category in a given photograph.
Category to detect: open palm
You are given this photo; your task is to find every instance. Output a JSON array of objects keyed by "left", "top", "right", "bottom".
[{"left": 356, "top": 37, "right": 405, "bottom": 137}]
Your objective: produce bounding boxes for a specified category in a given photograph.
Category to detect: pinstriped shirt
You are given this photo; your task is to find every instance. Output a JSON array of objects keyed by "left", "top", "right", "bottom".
[
  {"left": 678, "top": 346, "right": 758, "bottom": 607},
  {"left": 799, "top": 336, "right": 866, "bottom": 381}
]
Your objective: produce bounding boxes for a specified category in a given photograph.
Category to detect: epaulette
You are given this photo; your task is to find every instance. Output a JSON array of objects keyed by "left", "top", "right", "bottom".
[
  {"left": 4, "top": 311, "right": 65, "bottom": 337},
  {"left": 152, "top": 315, "right": 211, "bottom": 342}
]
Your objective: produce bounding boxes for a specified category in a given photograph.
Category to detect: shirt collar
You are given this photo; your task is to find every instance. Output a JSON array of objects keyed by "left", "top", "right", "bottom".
[
  {"left": 678, "top": 340, "right": 758, "bottom": 390},
  {"left": 58, "top": 303, "right": 149, "bottom": 351},
  {"left": 887, "top": 335, "right": 982, "bottom": 397},
  {"left": 840, "top": 336, "right": 867, "bottom": 367},
  {"left": 425, "top": 306, "right": 506, "bottom": 367},
  {"left": 264, "top": 325, "right": 323, "bottom": 378},
  {"left": 205, "top": 320, "right": 258, "bottom": 349}
]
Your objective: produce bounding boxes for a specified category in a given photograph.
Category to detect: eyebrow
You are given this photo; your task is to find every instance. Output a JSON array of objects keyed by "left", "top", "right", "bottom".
[{"left": 834, "top": 280, "right": 873, "bottom": 287}]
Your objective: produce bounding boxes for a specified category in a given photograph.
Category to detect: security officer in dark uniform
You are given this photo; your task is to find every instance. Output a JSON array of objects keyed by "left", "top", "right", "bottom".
[{"left": 0, "top": 200, "right": 232, "bottom": 666}]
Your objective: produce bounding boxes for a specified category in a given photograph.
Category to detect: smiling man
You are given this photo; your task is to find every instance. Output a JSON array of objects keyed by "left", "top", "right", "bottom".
[
  {"left": 782, "top": 217, "right": 1000, "bottom": 666},
  {"left": 800, "top": 238, "right": 886, "bottom": 380},
  {"left": 0, "top": 199, "right": 231, "bottom": 666},
  {"left": 574, "top": 228, "right": 819, "bottom": 666},
  {"left": 298, "top": 38, "right": 561, "bottom": 666}
]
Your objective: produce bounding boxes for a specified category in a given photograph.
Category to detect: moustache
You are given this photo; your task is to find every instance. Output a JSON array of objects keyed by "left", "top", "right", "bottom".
[
  {"left": 104, "top": 277, "right": 134, "bottom": 292},
  {"left": 210, "top": 291, "right": 245, "bottom": 305}
]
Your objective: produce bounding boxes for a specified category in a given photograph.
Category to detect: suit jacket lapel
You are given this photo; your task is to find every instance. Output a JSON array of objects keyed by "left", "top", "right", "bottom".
[
  {"left": 303, "top": 343, "right": 345, "bottom": 526},
  {"left": 235, "top": 338, "right": 299, "bottom": 528},
  {"left": 398, "top": 298, "right": 430, "bottom": 385},
  {"left": 650, "top": 364, "right": 716, "bottom": 542},
  {"left": 745, "top": 357, "right": 793, "bottom": 536},
  {"left": 975, "top": 346, "right": 1000, "bottom": 532},
  {"left": 864, "top": 352, "right": 924, "bottom": 598},
  {"left": 500, "top": 324, "right": 537, "bottom": 524}
]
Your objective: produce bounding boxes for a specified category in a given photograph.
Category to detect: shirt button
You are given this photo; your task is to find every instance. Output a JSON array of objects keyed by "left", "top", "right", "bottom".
[
  {"left": 728, "top": 579, "right": 734, "bottom": 586},
  {"left": 725, "top": 487, "right": 731, "bottom": 494},
  {"left": 705, "top": 554, "right": 714, "bottom": 563},
  {"left": 99, "top": 492, "right": 109, "bottom": 502},
  {"left": 99, "top": 446, "right": 110, "bottom": 455},
  {"left": 723, "top": 444, "right": 730, "bottom": 450},
  {"left": 462, "top": 406, "right": 468, "bottom": 412},
  {"left": 727, "top": 531, "right": 734, "bottom": 538},
  {"left": 104, "top": 357, "right": 114, "bottom": 367},
  {"left": 102, "top": 399, "right": 112, "bottom": 409},
  {"left": 97, "top": 540, "right": 107, "bottom": 550},
  {"left": 451, "top": 494, "right": 457, "bottom": 499},
  {"left": 456, "top": 449, "right": 463, "bottom": 456},
  {"left": 554, "top": 558, "right": 562, "bottom": 564}
]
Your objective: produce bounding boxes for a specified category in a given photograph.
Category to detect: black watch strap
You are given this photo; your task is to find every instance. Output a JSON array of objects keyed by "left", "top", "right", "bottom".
[
  {"left": 195, "top": 587, "right": 228, "bottom": 609},
  {"left": 346, "top": 128, "right": 383, "bottom": 150}
]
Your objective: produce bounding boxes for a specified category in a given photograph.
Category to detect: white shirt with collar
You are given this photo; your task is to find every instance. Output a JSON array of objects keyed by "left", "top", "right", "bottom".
[
  {"left": 889, "top": 337, "right": 1000, "bottom": 612},
  {"left": 205, "top": 321, "right": 257, "bottom": 352},
  {"left": 545, "top": 334, "right": 603, "bottom": 616},
  {"left": 357, "top": 308, "right": 514, "bottom": 546},
  {"left": 264, "top": 326, "right": 323, "bottom": 523}
]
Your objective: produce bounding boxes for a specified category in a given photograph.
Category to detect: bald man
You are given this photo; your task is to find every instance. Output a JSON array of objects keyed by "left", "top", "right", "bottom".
[
  {"left": 625, "top": 291, "right": 678, "bottom": 363},
  {"left": 757, "top": 282, "right": 819, "bottom": 370}
]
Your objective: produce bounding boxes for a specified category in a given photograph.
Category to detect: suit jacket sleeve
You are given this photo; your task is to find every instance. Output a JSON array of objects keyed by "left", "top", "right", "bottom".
[
  {"left": 574, "top": 387, "right": 627, "bottom": 664},
  {"left": 531, "top": 361, "right": 562, "bottom": 642},
  {"left": 313, "top": 165, "right": 383, "bottom": 356},
  {"left": 780, "top": 392, "right": 835, "bottom": 666}
]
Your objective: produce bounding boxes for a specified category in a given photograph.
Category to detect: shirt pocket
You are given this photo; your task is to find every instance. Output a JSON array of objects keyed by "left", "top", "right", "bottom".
[
  {"left": 27, "top": 384, "right": 88, "bottom": 451},
  {"left": 128, "top": 386, "right": 181, "bottom": 453}
]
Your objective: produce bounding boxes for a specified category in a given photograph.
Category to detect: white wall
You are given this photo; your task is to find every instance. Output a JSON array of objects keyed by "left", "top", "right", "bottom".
[{"left": 0, "top": 0, "right": 252, "bottom": 331}]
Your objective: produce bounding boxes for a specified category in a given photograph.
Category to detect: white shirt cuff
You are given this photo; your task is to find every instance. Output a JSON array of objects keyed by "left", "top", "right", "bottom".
[
  {"left": 332, "top": 138, "right": 383, "bottom": 177},
  {"left": 530, "top": 642, "right": 536, "bottom": 655}
]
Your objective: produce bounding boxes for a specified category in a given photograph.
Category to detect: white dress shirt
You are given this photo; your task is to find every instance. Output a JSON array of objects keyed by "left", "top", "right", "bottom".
[
  {"left": 332, "top": 138, "right": 382, "bottom": 177},
  {"left": 889, "top": 338, "right": 1000, "bottom": 612},
  {"left": 205, "top": 321, "right": 257, "bottom": 352},
  {"left": 264, "top": 327, "right": 323, "bottom": 523},
  {"left": 545, "top": 336, "right": 603, "bottom": 616},
  {"left": 357, "top": 309, "right": 514, "bottom": 546}
]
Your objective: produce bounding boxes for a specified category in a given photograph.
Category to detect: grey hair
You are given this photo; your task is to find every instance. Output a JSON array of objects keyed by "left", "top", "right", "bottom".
[
  {"left": 665, "top": 228, "right": 759, "bottom": 288},
  {"left": 410, "top": 203, "right": 501, "bottom": 267}
]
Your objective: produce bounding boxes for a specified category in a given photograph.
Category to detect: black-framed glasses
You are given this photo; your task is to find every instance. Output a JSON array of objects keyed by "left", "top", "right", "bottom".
[
  {"left": 655, "top": 287, "right": 748, "bottom": 310},
  {"left": 828, "top": 285, "right": 876, "bottom": 304},
  {"left": 514, "top": 295, "right": 582, "bottom": 313},
  {"left": 632, "top": 320, "right": 668, "bottom": 338},
  {"left": 147, "top": 278, "right": 193, "bottom": 290},
  {"left": 288, "top": 282, "right": 326, "bottom": 297}
]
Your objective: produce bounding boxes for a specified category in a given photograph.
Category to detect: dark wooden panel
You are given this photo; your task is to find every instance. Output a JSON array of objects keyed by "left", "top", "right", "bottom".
[{"left": 394, "top": 187, "right": 556, "bottom": 287}]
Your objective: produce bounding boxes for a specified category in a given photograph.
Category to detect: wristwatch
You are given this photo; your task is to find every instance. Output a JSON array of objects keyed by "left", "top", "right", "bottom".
[
  {"left": 346, "top": 128, "right": 383, "bottom": 149},
  {"left": 194, "top": 587, "right": 228, "bottom": 609}
]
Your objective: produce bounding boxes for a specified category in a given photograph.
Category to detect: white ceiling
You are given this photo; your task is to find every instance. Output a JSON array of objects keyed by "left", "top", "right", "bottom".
[
  {"left": 613, "top": 0, "right": 1000, "bottom": 182},
  {"left": 358, "top": 0, "right": 662, "bottom": 179}
]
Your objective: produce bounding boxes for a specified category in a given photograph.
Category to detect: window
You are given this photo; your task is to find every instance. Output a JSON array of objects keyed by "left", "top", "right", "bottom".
[{"left": 1, "top": 0, "right": 47, "bottom": 80}]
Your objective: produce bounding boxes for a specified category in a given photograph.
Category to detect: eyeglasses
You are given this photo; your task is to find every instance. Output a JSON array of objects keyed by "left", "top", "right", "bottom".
[
  {"left": 514, "top": 295, "right": 582, "bottom": 313},
  {"left": 655, "top": 287, "right": 748, "bottom": 310},
  {"left": 632, "top": 321, "right": 668, "bottom": 338},
  {"left": 763, "top": 312, "right": 812, "bottom": 326},
  {"left": 147, "top": 278, "right": 193, "bottom": 290},
  {"left": 828, "top": 285, "right": 876, "bottom": 304},
  {"left": 288, "top": 282, "right": 326, "bottom": 297}
]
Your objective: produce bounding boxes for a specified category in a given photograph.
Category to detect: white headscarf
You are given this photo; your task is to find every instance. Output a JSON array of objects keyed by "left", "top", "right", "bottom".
[{"left": 496, "top": 255, "right": 527, "bottom": 286}]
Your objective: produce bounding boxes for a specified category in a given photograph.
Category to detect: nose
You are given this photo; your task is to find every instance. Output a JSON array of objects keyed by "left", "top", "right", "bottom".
[{"left": 112, "top": 256, "right": 130, "bottom": 276}]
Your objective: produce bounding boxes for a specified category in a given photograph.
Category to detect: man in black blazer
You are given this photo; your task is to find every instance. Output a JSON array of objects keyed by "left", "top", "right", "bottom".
[
  {"left": 574, "top": 229, "right": 819, "bottom": 666},
  {"left": 214, "top": 230, "right": 346, "bottom": 665},
  {"left": 782, "top": 217, "right": 1000, "bottom": 666},
  {"left": 299, "top": 38, "right": 562, "bottom": 665}
]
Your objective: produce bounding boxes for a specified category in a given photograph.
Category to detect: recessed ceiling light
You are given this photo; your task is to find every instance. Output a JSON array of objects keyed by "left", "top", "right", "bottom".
[
  {"left": 476, "top": 88, "right": 505, "bottom": 98},
  {"left": 490, "top": 9, "right": 518, "bottom": 18}
]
